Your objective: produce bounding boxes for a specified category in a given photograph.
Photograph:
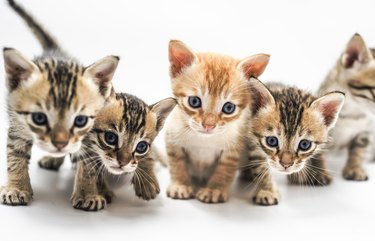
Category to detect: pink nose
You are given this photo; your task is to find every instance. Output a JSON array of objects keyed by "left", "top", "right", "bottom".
[{"left": 202, "top": 123, "right": 216, "bottom": 130}]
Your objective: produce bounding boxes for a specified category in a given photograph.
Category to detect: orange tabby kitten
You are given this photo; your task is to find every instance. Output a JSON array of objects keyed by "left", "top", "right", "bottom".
[{"left": 165, "top": 40, "right": 270, "bottom": 203}]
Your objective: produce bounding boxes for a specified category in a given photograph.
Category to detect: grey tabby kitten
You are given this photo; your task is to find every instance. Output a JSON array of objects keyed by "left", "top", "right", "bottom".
[
  {"left": 1, "top": 0, "right": 119, "bottom": 205},
  {"left": 319, "top": 33, "right": 375, "bottom": 181},
  {"left": 71, "top": 93, "right": 176, "bottom": 211},
  {"left": 241, "top": 79, "right": 344, "bottom": 205}
]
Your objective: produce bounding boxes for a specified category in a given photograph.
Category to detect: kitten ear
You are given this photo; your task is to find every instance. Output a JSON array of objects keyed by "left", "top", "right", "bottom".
[
  {"left": 150, "top": 98, "right": 177, "bottom": 132},
  {"left": 341, "top": 33, "right": 373, "bottom": 69},
  {"left": 248, "top": 78, "right": 275, "bottom": 115},
  {"left": 3, "top": 48, "right": 40, "bottom": 91},
  {"left": 238, "top": 53, "right": 270, "bottom": 79},
  {"left": 311, "top": 91, "right": 345, "bottom": 130},
  {"left": 84, "top": 55, "right": 119, "bottom": 98},
  {"left": 169, "top": 40, "right": 197, "bottom": 78}
]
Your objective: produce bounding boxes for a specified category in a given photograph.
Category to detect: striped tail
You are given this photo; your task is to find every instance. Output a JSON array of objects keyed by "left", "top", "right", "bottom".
[{"left": 7, "top": 0, "right": 60, "bottom": 51}]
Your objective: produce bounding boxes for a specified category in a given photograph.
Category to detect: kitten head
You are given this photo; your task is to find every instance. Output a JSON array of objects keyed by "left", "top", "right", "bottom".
[
  {"left": 337, "top": 33, "right": 375, "bottom": 110},
  {"left": 250, "top": 79, "right": 345, "bottom": 174},
  {"left": 84, "top": 93, "right": 176, "bottom": 175},
  {"left": 168, "top": 40, "right": 269, "bottom": 136},
  {"left": 3, "top": 48, "right": 119, "bottom": 157}
]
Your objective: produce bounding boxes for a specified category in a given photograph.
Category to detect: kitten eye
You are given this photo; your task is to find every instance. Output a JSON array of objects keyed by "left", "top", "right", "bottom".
[
  {"left": 222, "top": 102, "right": 236, "bottom": 114},
  {"left": 31, "top": 112, "right": 48, "bottom": 126},
  {"left": 74, "top": 115, "right": 88, "bottom": 128},
  {"left": 188, "top": 96, "right": 202, "bottom": 108},
  {"left": 265, "top": 136, "right": 279, "bottom": 148},
  {"left": 104, "top": 131, "right": 118, "bottom": 145},
  {"left": 135, "top": 141, "right": 149, "bottom": 155},
  {"left": 298, "top": 139, "right": 312, "bottom": 151}
]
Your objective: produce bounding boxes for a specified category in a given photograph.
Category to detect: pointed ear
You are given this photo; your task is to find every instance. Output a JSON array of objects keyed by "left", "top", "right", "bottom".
[
  {"left": 84, "top": 55, "right": 119, "bottom": 98},
  {"left": 150, "top": 98, "right": 177, "bottom": 132},
  {"left": 3, "top": 48, "right": 40, "bottom": 91},
  {"left": 238, "top": 53, "right": 270, "bottom": 79},
  {"left": 311, "top": 91, "right": 345, "bottom": 130},
  {"left": 341, "top": 33, "right": 373, "bottom": 69},
  {"left": 168, "top": 40, "right": 197, "bottom": 78},
  {"left": 249, "top": 78, "right": 275, "bottom": 116}
]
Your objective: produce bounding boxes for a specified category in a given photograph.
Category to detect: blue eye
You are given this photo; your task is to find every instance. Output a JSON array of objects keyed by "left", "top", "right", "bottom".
[
  {"left": 298, "top": 139, "right": 312, "bottom": 151},
  {"left": 104, "top": 132, "right": 118, "bottom": 145},
  {"left": 31, "top": 112, "right": 48, "bottom": 125},
  {"left": 188, "top": 96, "right": 202, "bottom": 108},
  {"left": 222, "top": 102, "right": 236, "bottom": 114},
  {"left": 74, "top": 115, "right": 88, "bottom": 127},
  {"left": 266, "top": 136, "right": 279, "bottom": 148},
  {"left": 135, "top": 141, "right": 149, "bottom": 154}
]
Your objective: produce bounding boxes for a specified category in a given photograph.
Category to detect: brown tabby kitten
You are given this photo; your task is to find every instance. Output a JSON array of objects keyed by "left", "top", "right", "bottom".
[
  {"left": 165, "top": 40, "right": 270, "bottom": 203},
  {"left": 240, "top": 79, "right": 344, "bottom": 205},
  {"left": 1, "top": 0, "right": 119, "bottom": 205},
  {"left": 319, "top": 33, "right": 375, "bottom": 181},
  {"left": 71, "top": 93, "right": 176, "bottom": 211}
]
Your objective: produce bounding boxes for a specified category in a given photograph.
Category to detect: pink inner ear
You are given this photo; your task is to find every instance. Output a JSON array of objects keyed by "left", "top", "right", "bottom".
[
  {"left": 169, "top": 47, "right": 195, "bottom": 78},
  {"left": 320, "top": 102, "right": 338, "bottom": 126}
]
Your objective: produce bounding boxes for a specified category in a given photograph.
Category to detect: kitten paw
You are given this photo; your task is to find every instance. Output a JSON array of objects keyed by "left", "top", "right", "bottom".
[
  {"left": 166, "top": 184, "right": 194, "bottom": 200},
  {"left": 253, "top": 190, "right": 279, "bottom": 206},
  {"left": 71, "top": 194, "right": 107, "bottom": 211},
  {"left": 134, "top": 183, "right": 160, "bottom": 201},
  {"left": 288, "top": 172, "right": 332, "bottom": 186},
  {"left": 343, "top": 166, "right": 368, "bottom": 181},
  {"left": 196, "top": 188, "right": 228, "bottom": 203},
  {"left": 100, "top": 190, "right": 115, "bottom": 204},
  {"left": 0, "top": 186, "right": 32, "bottom": 206},
  {"left": 38, "top": 156, "right": 64, "bottom": 171}
]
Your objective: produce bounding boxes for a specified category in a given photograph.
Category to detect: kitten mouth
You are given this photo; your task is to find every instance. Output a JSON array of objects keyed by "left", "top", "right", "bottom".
[{"left": 108, "top": 165, "right": 136, "bottom": 175}]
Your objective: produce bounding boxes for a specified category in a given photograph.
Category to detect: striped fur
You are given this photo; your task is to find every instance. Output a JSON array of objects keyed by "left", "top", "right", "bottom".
[
  {"left": 165, "top": 40, "right": 270, "bottom": 203},
  {"left": 1, "top": 0, "right": 119, "bottom": 206},
  {"left": 319, "top": 33, "right": 375, "bottom": 181},
  {"left": 241, "top": 80, "right": 344, "bottom": 205},
  {"left": 70, "top": 93, "right": 176, "bottom": 211}
]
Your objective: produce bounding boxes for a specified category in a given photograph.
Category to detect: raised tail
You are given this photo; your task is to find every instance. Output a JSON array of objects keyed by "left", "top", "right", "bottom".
[{"left": 7, "top": 0, "right": 60, "bottom": 51}]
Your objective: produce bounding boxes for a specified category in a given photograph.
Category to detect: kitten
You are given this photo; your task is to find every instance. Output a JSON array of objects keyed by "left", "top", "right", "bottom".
[
  {"left": 71, "top": 93, "right": 176, "bottom": 211},
  {"left": 319, "top": 33, "right": 375, "bottom": 181},
  {"left": 165, "top": 40, "right": 270, "bottom": 203},
  {"left": 240, "top": 79, "right": 344, "bottom": 205},
  {"left": 1, "top": 0, "right": 119, "bottom": 205}
]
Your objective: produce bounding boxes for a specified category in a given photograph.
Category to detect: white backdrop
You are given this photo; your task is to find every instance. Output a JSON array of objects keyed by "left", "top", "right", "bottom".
[{"left": 0, "top": 0, "right": 375, "bottom": 240}]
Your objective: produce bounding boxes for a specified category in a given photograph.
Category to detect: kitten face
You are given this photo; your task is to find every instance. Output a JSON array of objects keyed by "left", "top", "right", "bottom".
[
  {"left": 250, "top": 80, "right": 345, "bottom": 174},
  {"left": 3, "top": 48, "right": 119, "bottom": 157},
  {"left": 82, "top": 94, "right": 176, "bottom": 175},
  {"left": 337, "top": 34, "right": 375, "bottom": 112},
  {"left": 168, "top": 40, "right": 270, "bottom": 136}
]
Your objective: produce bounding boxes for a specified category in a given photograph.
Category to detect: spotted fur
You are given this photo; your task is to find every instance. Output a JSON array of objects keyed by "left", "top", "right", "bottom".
[
  {"left": 70, "top": 93, "right": 176, "bottom": 211},
  {"left": 319, "top": 33, "right": 375, "bottom": 181},
  {"left": 165, "top": 40, "right": 270, "bottom": 203},
  {"left": 1, "top": 0, "right": 119, "bottom": 206},
  {"left": 240, "top": 80, "right": 344, "bottom": 205}
]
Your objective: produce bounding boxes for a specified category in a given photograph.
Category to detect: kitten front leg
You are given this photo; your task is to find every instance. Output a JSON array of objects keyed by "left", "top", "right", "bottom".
[
  {"left": 166, "top": 146, "right": 194, "bottom": 200},
  {"left": 38, "top": 156, "right": 65, "bottom": 171},
  {"left": 250, "top": 163, "right": 279, "bottom": 206},
  {"left": 132, "top": 156, "right": 160, "bottom": 201},
  {"left": 71, "top": 160, "right": 108, "bottom": 211},
  {"left": 343, "top": 133, "right": 369, "bottom": 181},
  {"left": 196, "top": 151, "right": 238, "bottom": 203},
  {"left": 288, "top": 154, "right": 332, "bottom": 186},
  {"left": 0, "top": 133, "right": 33, "bottom": 205}
]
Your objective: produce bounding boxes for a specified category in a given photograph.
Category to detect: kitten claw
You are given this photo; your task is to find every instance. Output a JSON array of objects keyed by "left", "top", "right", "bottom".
[
  {"left": 253, "top": 190, "right": 279, "bottom": 206},
  {"left": 0, "top": 186, "right": 32, "bottom": 206},
  {"left": 343, "top": 166, "right": 368, "bottom": 181},
  {"left": 71, "top": 194, "right": 107, "bottom": 211},
  {"left": 166, "top": 184, "right": 194, "bottom": 200},
  {"left": 196, "top": 188, "right": 228, "bottom": 203}
]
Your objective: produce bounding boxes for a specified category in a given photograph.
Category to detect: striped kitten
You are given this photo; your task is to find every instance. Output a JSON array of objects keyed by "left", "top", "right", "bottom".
[
  {"left": 241, "top": 80, "right": 344, "bottom": 205},
  {"left": 319, "top": 33, "right": 375, "bottom": 181},
  {"left": 1, "top": 0, "right": 119, "bottom": 206},
  {"left": 71, "top": 93, "right": 176, "bottom": 211},
  {"left": 165, "top": 40, "right": 270, "bottom": 203}
]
